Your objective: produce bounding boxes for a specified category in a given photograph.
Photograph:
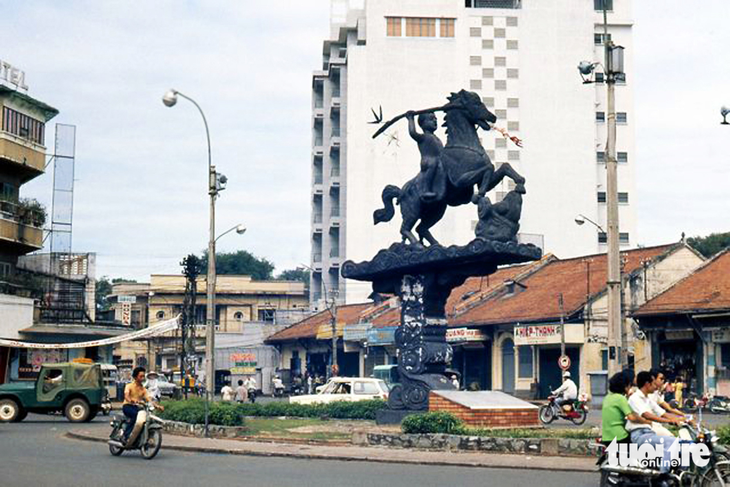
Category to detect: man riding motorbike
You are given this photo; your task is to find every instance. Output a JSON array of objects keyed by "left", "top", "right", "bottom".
[
  {"left": 648, "top": 368, "right": 691, "bottom": 437},
  {"left": 551, "top": 371, "right": 578, "bottom": 411},
  {"left": 123, "top": 367, "right": 164, "bottom": 445}
]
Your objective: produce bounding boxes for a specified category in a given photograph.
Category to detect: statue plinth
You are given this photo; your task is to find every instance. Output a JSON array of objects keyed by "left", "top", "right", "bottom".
[{"left": 342, "top": 238, "right": 541, "bottom": 411}]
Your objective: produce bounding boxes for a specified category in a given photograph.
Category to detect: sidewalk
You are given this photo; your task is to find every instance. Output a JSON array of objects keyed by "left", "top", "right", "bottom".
[{"left": 67, "top": 428, "right": 596, "bottom": 472}]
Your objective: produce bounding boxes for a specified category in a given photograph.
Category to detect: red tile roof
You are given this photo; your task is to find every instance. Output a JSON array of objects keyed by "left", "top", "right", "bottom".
[
  {"left": 266, "top": 303, "right": 372, "bottom": 342},
  {"left": 634, "top": 249, "right": 730, "bottom": 316},
  {"left": 451, "top": 244, "right": 678, "bottom": 326}
]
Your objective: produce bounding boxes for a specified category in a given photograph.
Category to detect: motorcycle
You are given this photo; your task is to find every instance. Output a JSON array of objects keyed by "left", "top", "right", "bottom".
[
  {"left": 597, "top": 419, "right": 730, "bottom": 487},
  {"left": 709, "top": 396, "right": 730, "bottom": 415},
  {"left": 539, "top": 393, "right": 589, "bottom": 425},
  {"left": 684, "top": 393, "right": 711, "bottom": 412},
  {"left": 247, "top": 387, "right": 256, "bottom": 403},
  {"left": 107, "top": 403, "right": 163, "bottom": 460}
]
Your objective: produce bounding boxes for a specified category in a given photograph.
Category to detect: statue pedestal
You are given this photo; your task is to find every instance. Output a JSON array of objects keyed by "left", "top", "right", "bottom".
[{"left": 342, "top": 238, "right": 541, "bottom": 411}]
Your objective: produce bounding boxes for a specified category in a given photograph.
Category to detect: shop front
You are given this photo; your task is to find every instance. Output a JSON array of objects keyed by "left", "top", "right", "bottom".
[
  {"left": 514, "top": 323, "right": 584, "bottom": 399},
  {"left": 447, "top": 327, "right": 491, "bottom": 391}
]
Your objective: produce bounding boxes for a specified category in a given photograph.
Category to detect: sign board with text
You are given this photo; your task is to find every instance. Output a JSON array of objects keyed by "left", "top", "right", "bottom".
[
  {"left": 446, "top": 327, "right": 487, "bottom": 343},
  {"left": 513, "top": 323, "right": 584, "bottom": 346}
]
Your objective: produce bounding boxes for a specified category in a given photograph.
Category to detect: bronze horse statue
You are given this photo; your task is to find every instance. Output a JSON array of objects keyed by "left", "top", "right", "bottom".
[{"left": 373, "top": 90, "right": 525, "bottom": 246}]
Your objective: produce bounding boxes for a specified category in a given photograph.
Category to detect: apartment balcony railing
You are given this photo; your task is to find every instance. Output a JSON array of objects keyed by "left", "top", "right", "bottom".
[
  {"left": 330, "top": 166, "right": 340, "bottom": 177},
  {"left": 313, "top": 213, "right": 323, "bottom": 224},
  {"left": 0, "top": 199, "right": 45, "bottom": 250},
  {"left": 329, "top": 248, "right": 340, "bottom": 258},
  {"left": 466, "top": 0, "right": 521, "bottom": 8},
  {"left": 313, "top": 173, "right": 323, "bottom": 184},
  {"left": 330, "top": 207, "right": 340, "bottom": 217},
  {"left": 331, "top": 128, "right": 340, "bottom": 138},
  {"left": 312, "top": 252, "right": 323, "bottom": 263}
]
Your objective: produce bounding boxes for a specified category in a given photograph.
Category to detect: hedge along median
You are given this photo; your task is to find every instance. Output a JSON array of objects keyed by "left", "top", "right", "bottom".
[{"left": 159, "top": 398, "right": 388, "bottom": 426}]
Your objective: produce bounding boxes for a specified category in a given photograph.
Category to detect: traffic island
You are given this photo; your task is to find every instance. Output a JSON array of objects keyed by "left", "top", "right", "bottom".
[{"left": 428, "top": 391, "right": 540, "bottom": 428}]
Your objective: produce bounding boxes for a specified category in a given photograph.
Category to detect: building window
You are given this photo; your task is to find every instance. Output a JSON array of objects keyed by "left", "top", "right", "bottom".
[
  {"left": 595, "top": 72, "right": 605, "bottom": 83},
  {"left": 470, "top": 79, "right": 483, "bottom": 90},
  {"left": 494, "top": 28, "right": 506, "bottom": 38},
  {"left": 506, "top": 39, "right": 519, "bottom": 50},
  {"left": 482, "top": 68, "right": 494, "bottom": 78},
  {"left": 595, "top": 0, "right": 613, "bottom": 11},
  {"left": 155, "top": 310, "right": 165, "bottom": 320},
  {"left": 495, "top": 109, "right": 507, "bottom": 119},
  {"left": 482, "top": 16, "right": 493, "bottom": 26},
  {"left": 615, "top": 73, "right": 627, "bottom": 84},
  {"left": 470, "top": 56, "right": 482, "bottom": 66},
  {"left": 0, "top": 262, "right": 11, "bottom": 278},
  {"left": 620, "top": 232, "right": 630, "bottom": 244},
  {"left": 258, "top": 309, "right": 275, "bottom": 323},
  {"left": 507, "top": 98, "right": 519, "bottom": 108},
  {"left": 494, "top": 56, "right": 507, "bottom": 67},
  {"left": 508, "top": 150, "right": 520, "bottom": 161},
  {"left": 507, "top": 121, "right": 519, "bottom": 131},
  {"left": 594, "top": 33, "right": 612, "bottom": 45},
  {"left": 598, "top": 232, "right": 607, "bottom": 244},
  {"left": 618, "top": 152, "right": 628, "bottom": 163},
  {"left": 234, "top": 311, "right": 244, "bottom": 320},
  {"left": 506, "top": 16, "right": 518, "bottom": 27},
  {"left": 601, "top": 349, "right": 608, "bottom": 370},
  {"left": 597, "top": 151, "right": 605, "bottom": 163},
  {"left": 617, "top": 112, "right": 628, "bottom": 123},
  {"left": 507, "top": 68, "right": 519, "bottom": 79},
  {"left": 597, "top": 192, "right": 607, "bottom": 203},
  {"left": 2, "top": 106, "right": 46, "bottom": 145},
  {"left": 470, "top": 27, "right": 482, "bottom": 37},
  {"left": 482, "top": 39, "right": 494, "bottom": 49},
  {"left": 386, "top": 17, "right": 402, "bottom": 37},
  {"left": 440, "top": 18, "right": 455, "bottom": 37},
  {"left": 495, "top": 79, "right": 507, "bottom": 90},
  {"left": 618, "top": 192, "right": 629, "bottom": 204},
  {"left": 596, "top": 112, "right": 605, "bottom": 122},
  {"left": 483, "top": 97, "right": 495, "bottom": 107},
  {"left": 406, "top": 18, "right": 436, "bottom": 37},
  {"left": 721, "top": 344, "right": 730, "bottom": 368},
  {"left": 518, "top": 346, "right": 533, "bottom": 378},
  {"left": 495, "top": 138, "right": 507, "bottom": 148}
]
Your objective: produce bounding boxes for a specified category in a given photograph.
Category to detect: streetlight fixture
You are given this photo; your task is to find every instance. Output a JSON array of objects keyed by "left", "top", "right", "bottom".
[
  {"left": 578, "top": 2, "right": 624, "bottom": 375},
  {"left": 721, "top": 106, "right": 729, "bottom": 125},
  {"left": 215, "top": 224, "right": 246, "bottom": 242},
  {"left": 163, "top": 88, "right": 225, "bottom": 402},
  {"left": 574, "top": 214, "right": 606, "bottom": 234}
]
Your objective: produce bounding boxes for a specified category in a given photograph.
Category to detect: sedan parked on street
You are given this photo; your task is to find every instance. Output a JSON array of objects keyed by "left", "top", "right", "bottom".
[{"left": 290, "top": 377, "right": 388, "bottom": 405}]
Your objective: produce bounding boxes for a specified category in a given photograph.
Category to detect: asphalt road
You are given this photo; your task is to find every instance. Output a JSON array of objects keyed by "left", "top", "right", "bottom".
[
  {"left": 542, "top": 406, "right": 730, "bottom": 429},
  {"left": 0, "top": 414, "right": 598, "bottom": 487}
]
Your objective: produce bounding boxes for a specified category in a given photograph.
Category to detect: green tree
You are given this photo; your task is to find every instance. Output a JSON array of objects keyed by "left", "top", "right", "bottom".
[
  {"left": 276, "top": 268, "right": 310, "bottom": 284},
  {"left": 95, "top": 277, "right": 137, "bottom": 311},
  {"left": 200, "top": 250, "right": 275, "bottom": 280},
  {"left": 687, "top": 232, "right": 730, "bottom": 258}
]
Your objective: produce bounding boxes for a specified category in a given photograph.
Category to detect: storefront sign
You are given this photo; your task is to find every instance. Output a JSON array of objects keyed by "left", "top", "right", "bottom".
[
  {"left": 316, "top": 322, "right": 344, "bottom": 340},
  {"left": 231, "top": 367, "right": 257, "bottom": 375},
  {"left": 0, "top": 60, "right": 29, "bottom": 90},
  {"left": 367, "top": 326, "right": 397, "bottom": 345},
  {"left": 121, "top": 302, "right": 132, "bottom": 325},
  {"left": 446, "top": 327, "right": 487, "bottom": 343},
  {"left": 344, "top": 323, "right": 371, "bottom": 342},
  {"left": 514, "top": 323, "right": 584, "bottom": 346},
  {"left": 118, "top": 295, "right": 137, "bottom": 303},
  {"left": 230, "top": 352, "right": 257, "bottom": 367},
  {"left": 664, "top": 330, "right": 694, "bottom": 341},
  {"left": 711, "top": 329, "right": 730, "bottom": 343}
]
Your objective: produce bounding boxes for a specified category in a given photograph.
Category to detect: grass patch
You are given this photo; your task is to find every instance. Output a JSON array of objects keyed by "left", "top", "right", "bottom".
[{"left": 243, "top": 417, "right": 353, "bottom": 441}]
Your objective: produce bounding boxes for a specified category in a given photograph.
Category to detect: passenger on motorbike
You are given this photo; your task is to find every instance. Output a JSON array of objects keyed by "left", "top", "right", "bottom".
[
  {"left": 551, "top": 371, "right": 577, "bottom": 411},
  {"left": 649, "top": 368, "right": 691, "bottom": 437},
  {"left": 602, "top": 371, "right": 651, "bottom": 446},
  {"left": 627, "top": 371, "right": 684, "bottom": 473},
  {"left": 123, "top": 367, "right": 164, "bottom": 445}
]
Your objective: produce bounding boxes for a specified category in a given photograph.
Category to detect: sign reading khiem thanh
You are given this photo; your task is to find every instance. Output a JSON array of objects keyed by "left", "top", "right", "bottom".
[{"left": 514, "top": 323, "right": 584, "bottom": 346}]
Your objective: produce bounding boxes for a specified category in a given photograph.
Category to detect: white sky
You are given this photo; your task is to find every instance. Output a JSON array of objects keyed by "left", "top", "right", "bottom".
[{"left": 3, "top": 1, "right": 729, "bottom": 281}]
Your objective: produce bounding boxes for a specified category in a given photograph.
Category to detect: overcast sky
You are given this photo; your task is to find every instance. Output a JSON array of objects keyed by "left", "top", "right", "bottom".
[{"left": 3, "top": 1, "right": 729, "bottom": 282}]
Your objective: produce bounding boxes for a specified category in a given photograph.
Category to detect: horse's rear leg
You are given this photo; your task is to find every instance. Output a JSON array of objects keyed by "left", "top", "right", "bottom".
[
  {"left": 400, "top": 217, "right": 419, "bottom": 245},
  {"left": 416, "top": 204, "right": 446, "bottom": 246}
]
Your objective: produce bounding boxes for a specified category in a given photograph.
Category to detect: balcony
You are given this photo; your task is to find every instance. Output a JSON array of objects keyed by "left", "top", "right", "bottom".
[
  {"left": 0, "top": 134, "right": 46, "bottom": 183},
  {"left": 0, "top": 211, "right": 43, "bottom": 252}
]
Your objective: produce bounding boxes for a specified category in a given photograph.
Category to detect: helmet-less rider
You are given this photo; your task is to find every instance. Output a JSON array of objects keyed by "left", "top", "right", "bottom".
[{"left": 122, "top": 366, "right": 164, "bottom": 445}]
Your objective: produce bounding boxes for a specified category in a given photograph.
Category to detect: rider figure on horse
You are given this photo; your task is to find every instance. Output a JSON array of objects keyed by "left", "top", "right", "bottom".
[{"left": 406, "top": 110, "right": 443, "bottom": 203}]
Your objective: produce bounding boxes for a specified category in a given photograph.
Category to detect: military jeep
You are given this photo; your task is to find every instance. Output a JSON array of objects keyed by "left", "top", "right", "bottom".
[{"left": 0, "top": 362, "right": 105, "bottom": 423}]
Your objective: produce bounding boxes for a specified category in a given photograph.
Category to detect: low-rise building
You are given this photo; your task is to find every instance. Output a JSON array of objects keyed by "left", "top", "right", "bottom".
[{"left": 634, "top": 249, "right": 730, "bottom": 396}]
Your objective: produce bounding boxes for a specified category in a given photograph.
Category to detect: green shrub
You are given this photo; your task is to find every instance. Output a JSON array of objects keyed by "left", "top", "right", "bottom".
[
  {"left": 401, "top": 412, "right": 465, "bottom": 434},
  {"left": 159, "top": 399, "right": 386, "bottom": 425},
  {"left": 717, "top": 425, "right": 730, "bottom": 445}
]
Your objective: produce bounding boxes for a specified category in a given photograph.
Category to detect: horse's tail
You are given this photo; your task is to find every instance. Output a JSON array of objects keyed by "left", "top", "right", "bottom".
[{"left": 373, "top": 185, "right": 401, "bottom": 225}]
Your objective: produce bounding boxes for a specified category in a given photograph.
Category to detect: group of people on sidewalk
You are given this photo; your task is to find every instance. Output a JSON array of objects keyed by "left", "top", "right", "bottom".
[{"left": 601, "top": 368, "right": 693, "bottom": 483}]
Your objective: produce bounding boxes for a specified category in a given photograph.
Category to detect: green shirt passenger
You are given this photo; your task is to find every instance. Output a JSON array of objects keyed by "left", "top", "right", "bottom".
[{"left": 601, "top": 371, "right": 650, "bottom": 444}]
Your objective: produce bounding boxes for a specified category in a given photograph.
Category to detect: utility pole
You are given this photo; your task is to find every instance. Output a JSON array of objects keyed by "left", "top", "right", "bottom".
[
  {"left": 329, "top": 290, "right": 339, "bottom": 378},
  {"left": 602, "top": 3, "right": 624, "bottom": 376},
  {"left": 559, "top": 294, "right": 566, "bottom": 358}
]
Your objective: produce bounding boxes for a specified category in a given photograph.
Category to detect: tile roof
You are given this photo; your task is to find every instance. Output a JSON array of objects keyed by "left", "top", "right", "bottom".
[
  {"left": 266, "top": 303, "right": 372, "bottom": 342},
  {"left": 451, "top": 244, "right": 677, "bottom": 326},
  {"left": 634, "top": 249, "right": 730, "bottom": 316}
]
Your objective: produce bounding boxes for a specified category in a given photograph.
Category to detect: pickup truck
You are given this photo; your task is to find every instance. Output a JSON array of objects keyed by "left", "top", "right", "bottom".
[{"left": 0, "top": 362, "right": 106, "bottom": 423}]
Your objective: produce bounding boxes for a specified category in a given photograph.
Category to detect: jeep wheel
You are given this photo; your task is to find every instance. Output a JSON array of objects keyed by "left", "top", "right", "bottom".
[
  {"left": 65, "top": 398, "right": 90, "bottom": 423},
  {"left": 0, "top": 399, "right": 20, "bottom": 422}
]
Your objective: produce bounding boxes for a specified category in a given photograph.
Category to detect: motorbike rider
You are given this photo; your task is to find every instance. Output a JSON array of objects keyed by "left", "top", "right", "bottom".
[
  {"left": 551, "top": 371, "right": 578, "bottom": 411},
  {"left": 144, "top": 371, "right": 161, "bottom": 402},
  {"left": 123, "top": 367, "right": 164, "bottom": 445},
  {"left": 649, "top": 368, "right": 690, "bottom": 437},
  {"left": 273, "top": 375, "right": 285, "bottom": 396},
  {"left": 602, "top": 371, "right": 651, "bottom": 446}
]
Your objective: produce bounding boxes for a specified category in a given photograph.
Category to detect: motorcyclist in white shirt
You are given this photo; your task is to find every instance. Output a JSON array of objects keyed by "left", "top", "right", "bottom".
[
  {"left": 551, "top": 371, "right": 578, "bottom": 410},
  {"left": 144, "top": 371, "right": 161, "bottom": 402}
]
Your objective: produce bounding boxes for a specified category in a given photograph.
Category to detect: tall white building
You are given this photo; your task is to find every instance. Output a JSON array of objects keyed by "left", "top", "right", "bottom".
[{"left": 310, "top": 0, "right": 637, "bottom": 307}]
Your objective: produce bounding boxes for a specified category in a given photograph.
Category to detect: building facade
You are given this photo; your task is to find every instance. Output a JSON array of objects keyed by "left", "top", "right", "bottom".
[{"left": 310, "top": 0, "right": 637, "bottom": 306}]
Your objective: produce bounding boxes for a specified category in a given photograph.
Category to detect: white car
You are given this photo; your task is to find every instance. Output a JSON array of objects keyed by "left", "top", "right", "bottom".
[{"left": 290, "top": 377, "right": 389, "bottom": 405}]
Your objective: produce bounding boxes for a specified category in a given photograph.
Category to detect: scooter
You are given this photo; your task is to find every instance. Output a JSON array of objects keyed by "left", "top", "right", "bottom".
[
  {"left": 107, "top": 403, "right": 163, "bottom": 460},
  {"left": 247, "top": 387, "right": 257, "bottom": 403},
  {"left": 597, "top": 418, "right": 730, "bottom": 486},
  {"left": 709, "top": 395, "right": 730, "bottom": 414},
  {"left": 539, "top": 392, "right": 589, "bottom": 425}
]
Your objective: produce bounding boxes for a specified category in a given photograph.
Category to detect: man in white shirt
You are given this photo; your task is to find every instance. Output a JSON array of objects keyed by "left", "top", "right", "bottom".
[
  {"left": 551, "top": 371, "right": 578, "bottom": 409},
  {"left": 220, "top": 381, "right": 235, "bottom": 402},
  {"left": 648, "top": 369, "right": 688, "bottom": 437},
  {"left": 627, "top": 371, "right": 683, "bottom": 474}
]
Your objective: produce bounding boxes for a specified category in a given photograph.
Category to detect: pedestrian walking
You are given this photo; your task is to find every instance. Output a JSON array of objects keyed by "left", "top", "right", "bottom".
[
  {"left": 235, "top": 379, "right": 248, "bottom": 403},
  {"left": 221, "top": 381, "right": 234, "bottom": 402}
]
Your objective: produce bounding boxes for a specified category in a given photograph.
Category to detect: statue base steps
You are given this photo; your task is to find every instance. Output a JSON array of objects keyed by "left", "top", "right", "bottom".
[{"left": 429, "top": 390, "right": 540, "bottom": 428}]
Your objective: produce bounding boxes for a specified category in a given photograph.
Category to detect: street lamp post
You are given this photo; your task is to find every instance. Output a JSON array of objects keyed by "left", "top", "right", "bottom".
[
  {"left": 163, "top": 89, "right": 226, "bottom": 402},
  {"left": 721, "top": 106, "right": 729, "bottom": 125},
  {"left": 577, "top": 3, "right": 625, "bottom": 376}
]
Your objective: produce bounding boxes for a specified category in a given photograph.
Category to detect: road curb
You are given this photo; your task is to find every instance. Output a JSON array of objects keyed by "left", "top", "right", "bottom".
[{"left": 65, "top": 431, "right": 595, "bottom": 472}]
